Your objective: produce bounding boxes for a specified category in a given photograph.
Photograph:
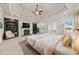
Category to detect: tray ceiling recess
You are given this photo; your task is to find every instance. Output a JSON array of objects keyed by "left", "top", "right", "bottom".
[{"left": 0, "top": 3, "right": 68, "bottom": 22}]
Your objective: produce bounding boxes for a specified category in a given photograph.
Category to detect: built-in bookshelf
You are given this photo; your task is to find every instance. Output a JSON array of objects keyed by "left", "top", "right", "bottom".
[{"left": 3, "top": 18, "right": 19, "bottom": 39}]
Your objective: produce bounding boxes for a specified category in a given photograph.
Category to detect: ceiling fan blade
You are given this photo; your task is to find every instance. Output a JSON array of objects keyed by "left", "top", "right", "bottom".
[
  {"left": 39, "top": 12, "right": 42, "bottom": 15},
  {"left": 32, "top": 12, "right": 35, "bottom": 13},
  {"left": 35, "top": 14, "right": 37, "bottom": 15},
  {"left": 35, "top": 9, "right": 38, "bottom": 11},
  {"left": 40, "top": 11, "right": 43, "bottom": 12}
]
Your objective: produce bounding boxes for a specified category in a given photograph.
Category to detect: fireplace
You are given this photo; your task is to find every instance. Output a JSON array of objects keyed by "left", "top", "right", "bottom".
[{"left": 24, "top": 30, "right": 30, "bottom": 35}]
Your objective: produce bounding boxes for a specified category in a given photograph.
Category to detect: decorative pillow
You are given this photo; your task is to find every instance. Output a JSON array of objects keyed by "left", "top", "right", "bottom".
[
  {"left": 73, "top": 36, "right": 79, "bottom": 51},
  {"left": 62, "top": 34, "right": 72, "bottom": 47}
]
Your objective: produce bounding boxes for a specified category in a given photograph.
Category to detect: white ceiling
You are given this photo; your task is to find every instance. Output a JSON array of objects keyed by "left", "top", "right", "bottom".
[
  {"left": 19, "top": 3, "right": 65, "bottom": 14},
  {"left": 0, "top": 3, "right": 77, "bottom": 22}
]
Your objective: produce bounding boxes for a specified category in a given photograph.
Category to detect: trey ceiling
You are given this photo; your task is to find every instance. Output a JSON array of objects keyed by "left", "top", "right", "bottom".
[{"left": 0, "top": 3, "right": 77, "bottom": 22}]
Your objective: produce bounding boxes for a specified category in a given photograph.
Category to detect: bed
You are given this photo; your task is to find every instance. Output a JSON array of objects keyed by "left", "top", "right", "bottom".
[
  {"left": 26, "top": 32, "right": 79, "bottom": 55},
  {"left": 26, "top": 33, "right": 50, "bottom": 47},
  {"left": 34, "top": 34, "right": 62, "bottom": 55}
]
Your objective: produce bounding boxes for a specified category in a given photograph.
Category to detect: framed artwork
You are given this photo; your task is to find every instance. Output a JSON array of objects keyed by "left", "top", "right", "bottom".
[{"left": 64, "top": 19, "right": 74, "bottom": 29}]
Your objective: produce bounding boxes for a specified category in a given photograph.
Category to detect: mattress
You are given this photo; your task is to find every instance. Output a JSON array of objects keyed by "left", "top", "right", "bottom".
[
  {"left": 34, "top": 34, "right": 62, "bottom": 55},
  {"left": 26, "top": 33, "right": 50, "bottom": 47}
]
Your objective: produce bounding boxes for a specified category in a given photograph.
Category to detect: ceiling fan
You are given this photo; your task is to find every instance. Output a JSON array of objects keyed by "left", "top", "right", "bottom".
[{"left": 32, "top": 4, "right": 43, "bottom": 15}]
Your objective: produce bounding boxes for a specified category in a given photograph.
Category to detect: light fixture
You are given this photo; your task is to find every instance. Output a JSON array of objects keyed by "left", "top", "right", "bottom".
[
  {"left": 36, "top": 11, "right": 39, "bottom": 15},
  {"left": 32, "top": 4, "right": 43, "bottom": 15}
]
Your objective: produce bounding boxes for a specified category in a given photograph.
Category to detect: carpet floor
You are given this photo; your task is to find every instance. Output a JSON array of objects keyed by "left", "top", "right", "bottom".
[{"left": 19, "top": 40, "right": 40, "bottom": 55}]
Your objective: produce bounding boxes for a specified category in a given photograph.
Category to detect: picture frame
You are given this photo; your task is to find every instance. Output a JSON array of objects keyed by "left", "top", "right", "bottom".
[{"left": 64, "top": 19, "right": 74, "bottom": 29}]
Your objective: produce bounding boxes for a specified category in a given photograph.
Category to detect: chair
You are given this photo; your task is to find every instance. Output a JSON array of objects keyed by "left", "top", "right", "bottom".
[{"left": 5, "top": 30, "right": 15, "bottom": 39}]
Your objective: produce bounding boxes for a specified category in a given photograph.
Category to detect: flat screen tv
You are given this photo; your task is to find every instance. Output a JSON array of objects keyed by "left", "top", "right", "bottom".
[{"left": 22, "top": 23, "right": 30, "bottom": 28}]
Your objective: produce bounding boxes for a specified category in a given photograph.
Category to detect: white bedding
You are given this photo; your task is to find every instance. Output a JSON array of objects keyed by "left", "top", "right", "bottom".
[
  {"left": 26, "top": 33, "right": 50, "bottom": 47},
  {"left": 26, "top": 33, "right": 78, "bottom": 55},
  {"left": 34, "top": 34, "right": 62, "bottom": 55}
]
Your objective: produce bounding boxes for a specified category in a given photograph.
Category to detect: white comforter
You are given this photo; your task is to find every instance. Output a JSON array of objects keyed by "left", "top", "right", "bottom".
[
  {"left": 34, "top": 34, "right": 62, "bottom": 55},
  {"left": 26, "top": 33, "right": 50, "bottom": 47}
]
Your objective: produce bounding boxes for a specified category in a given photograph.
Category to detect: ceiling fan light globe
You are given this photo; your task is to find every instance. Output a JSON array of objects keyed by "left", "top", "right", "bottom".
[{"left": 36, "top": 12, "right": 39, "bottom": 15}]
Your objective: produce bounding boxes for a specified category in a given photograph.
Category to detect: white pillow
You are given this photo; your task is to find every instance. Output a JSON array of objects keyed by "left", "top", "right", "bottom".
[
  {"left": 73, "top": 36, "right": 79, "bottom": 51},
  {"left": 71, "top": 32, "right": 79, "bottom": 52},
  {"left": 70, "top": 32, "right": 77, "bottom": 49}
]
